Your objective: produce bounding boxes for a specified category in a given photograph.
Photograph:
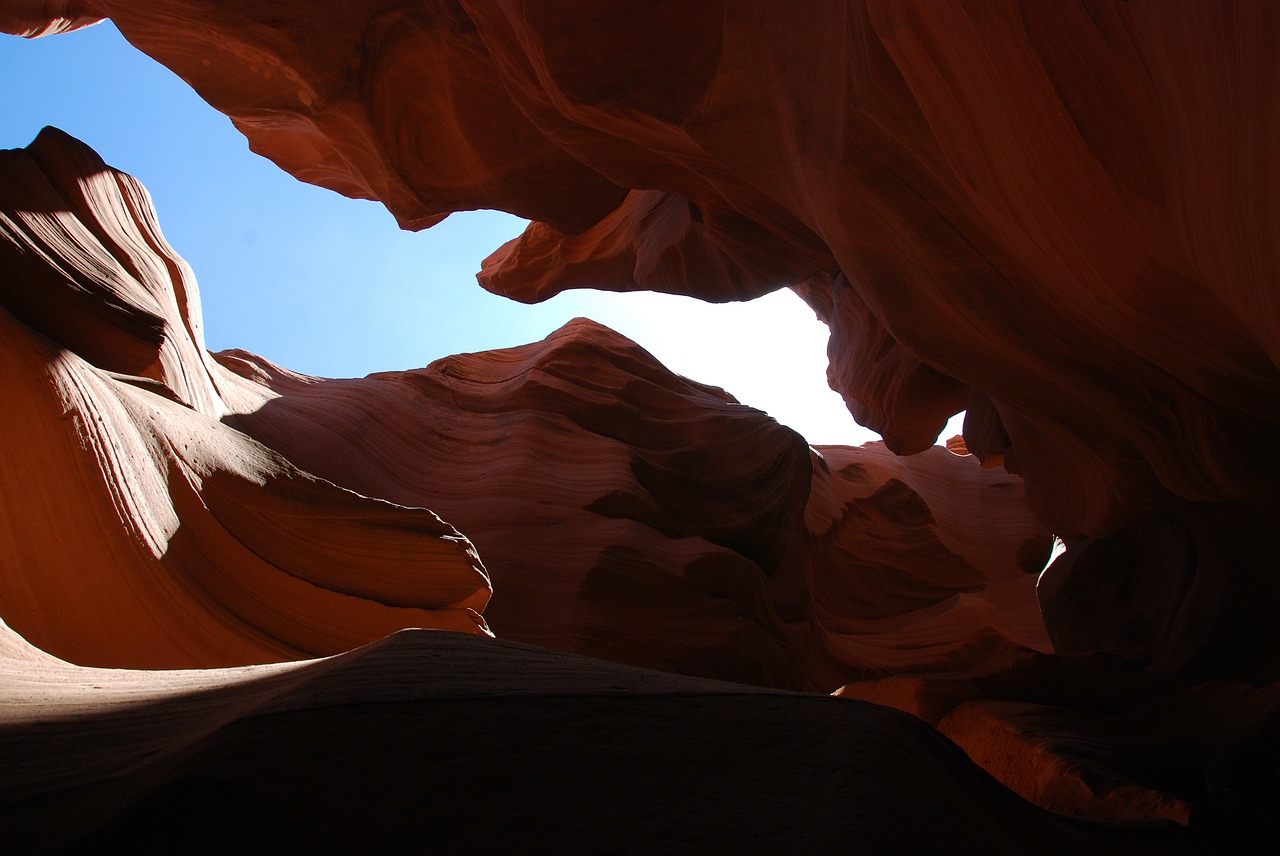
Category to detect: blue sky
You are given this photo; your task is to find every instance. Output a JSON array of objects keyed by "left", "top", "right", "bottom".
[{"left": 1, "top": 21, "right": 900, "bottom": 445}]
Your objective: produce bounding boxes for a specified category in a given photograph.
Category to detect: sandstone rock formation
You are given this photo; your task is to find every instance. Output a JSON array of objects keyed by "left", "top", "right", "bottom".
[
  {"left": 0, "top": 128, "right": 491, "bottom": 669},
  {"left": 19, "top": 2, "right": 1276, "bottom": 684},
  {"left": 0, "top": 126, "right": 1047, "bottom": 684},
  {"left": 0, "top": 1, "right": 101, "bottom": 37},
  {"left": 0, "top": 122, "right": 1242, "bottom": 853},
  {"left": 216, "top": 318, "right": 1052, "bottom": 691},
  {"left": 0, "top": 127, "right": 1147, "bottom": 850},
  {"left": 4, "top": 1, "right": 1280, "bottom": 851}
]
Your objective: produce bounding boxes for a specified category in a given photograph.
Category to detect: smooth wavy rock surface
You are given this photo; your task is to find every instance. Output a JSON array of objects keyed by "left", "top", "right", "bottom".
[
  {"left": 0, "top": 127, "right": 491, "bottom": 668},
  {"left": 48, "top": 2, "right": 1277, "bottom": 521},
  {"left": 0, "top": 128, "right": 1206, "bottom": 848},
  {"left": 0, "top": 1, "right": 102, "bottom": 37},
  {"left": 4, "top": 3, "right": 1280, "bottom": 850},
  {"left": 215, "top": 318, "right": 1051, "bottom": 691},
  {"left": 43, "top": 1, "right": 1280, "bottom": 682}
]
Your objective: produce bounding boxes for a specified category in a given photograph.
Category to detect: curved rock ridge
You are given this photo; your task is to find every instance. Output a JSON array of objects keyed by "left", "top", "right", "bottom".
[
  {"left": 478, "top": 188, "right": 831, "bottom": 305},
  {"left": 35, "top": 0, "right": 628, "bottom": 234},
  {"left": 214, "top": 315, "right": 1051, "bottom": 691},
  {"left": 0, "top": 128, "right": 491, "bottom": 668},
  {"left": 0, "top": 1, "right": 103, "bottom": 37}
]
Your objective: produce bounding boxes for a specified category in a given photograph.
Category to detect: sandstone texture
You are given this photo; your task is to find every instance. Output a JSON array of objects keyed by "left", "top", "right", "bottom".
[
  {"left": 3, "top": 1, "right": 1279, "bottom": 852},
  {"left": 0, "top": 128, "right": 492, "bottom": 669}
]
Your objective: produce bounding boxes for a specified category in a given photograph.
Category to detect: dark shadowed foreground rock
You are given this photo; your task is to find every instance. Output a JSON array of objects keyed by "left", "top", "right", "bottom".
[{"left": 3, "top": 631, "right": 1206, "bottom": 855}]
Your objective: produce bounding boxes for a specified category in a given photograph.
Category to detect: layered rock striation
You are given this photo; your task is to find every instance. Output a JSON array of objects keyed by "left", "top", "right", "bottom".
[
  {"left": 1, "top": 127, "right": 1045, "bottom": 686},
  {"left": 0, "top": 128, "right": 492, "bottom": 669},
  {"left": 0, "top": 122, "right": 1250, "bottom": 854},
  {"left": 6, "top": 1, "right": 1274, "bottom": 680},
  {"left": 4, "top": 1, "right": 1280, "bottom": 851},
  {"left": 0, "top": 127, "right": 1113, "bottom": 849}
]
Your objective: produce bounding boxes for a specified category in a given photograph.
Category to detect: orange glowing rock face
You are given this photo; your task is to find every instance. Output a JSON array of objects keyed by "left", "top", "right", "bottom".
[
  {"left": 0, "top": 128, "right": 492, "bottom": 668},
  {"left": 3, "top": 2, "right": 1280, "bottom": 850}
]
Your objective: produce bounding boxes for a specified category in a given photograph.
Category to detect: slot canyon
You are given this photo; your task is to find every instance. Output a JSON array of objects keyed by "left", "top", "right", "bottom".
[{"left": 2, "top": 2, "right": 1278, "bottom": 852}]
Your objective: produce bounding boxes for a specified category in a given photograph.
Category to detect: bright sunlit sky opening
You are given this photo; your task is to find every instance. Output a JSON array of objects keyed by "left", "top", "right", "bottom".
[{"left": 3, "top": 22, "right": 963, "bottom": 447}]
